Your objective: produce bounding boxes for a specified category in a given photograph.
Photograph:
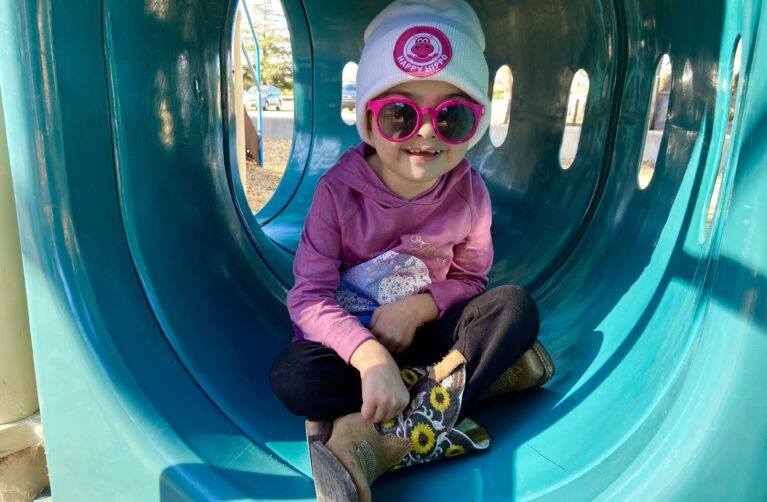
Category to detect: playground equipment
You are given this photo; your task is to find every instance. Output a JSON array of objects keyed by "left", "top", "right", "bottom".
[
  {"left": 1, "top": 0, "right": 766, "bottom": 500},
  {"left": 0, "top": 88, "right": 48, "bottom": 499}
]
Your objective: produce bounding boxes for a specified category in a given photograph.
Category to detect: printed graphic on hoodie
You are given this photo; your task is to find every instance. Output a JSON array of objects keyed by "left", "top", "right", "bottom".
[{"left": 336, "top": 250, "right": 432, "bottom": 327}]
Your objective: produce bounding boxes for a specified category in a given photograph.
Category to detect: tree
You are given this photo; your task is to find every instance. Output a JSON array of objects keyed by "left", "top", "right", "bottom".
[{"left": 240, "top": 0, "right": 293, "bottom": 93}]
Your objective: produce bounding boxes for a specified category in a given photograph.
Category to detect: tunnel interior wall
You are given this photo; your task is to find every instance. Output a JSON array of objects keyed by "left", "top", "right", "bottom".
[{"left": 0, "top": 0, "right": 765, "bottom": 500}]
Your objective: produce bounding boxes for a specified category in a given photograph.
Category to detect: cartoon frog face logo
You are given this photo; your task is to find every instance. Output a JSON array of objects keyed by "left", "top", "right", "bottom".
[{"left": 393, "top": 26, "right": 452, "bottom": 77}]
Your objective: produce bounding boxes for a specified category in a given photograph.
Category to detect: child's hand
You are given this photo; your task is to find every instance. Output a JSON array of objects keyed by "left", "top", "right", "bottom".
[
  {"left": 371, "top": 294, "right": 438, "bottom": 353},
  {"left": 350, "top": 339, "right": 410, "bottom": 423}
]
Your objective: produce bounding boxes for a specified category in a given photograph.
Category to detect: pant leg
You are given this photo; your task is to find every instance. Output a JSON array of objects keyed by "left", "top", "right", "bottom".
[
  {"left": 270, "top": 340, "right": 363, "bottom": 420},
  {"left": 406, "top": 285, "right": 540, "bottom": 410}
]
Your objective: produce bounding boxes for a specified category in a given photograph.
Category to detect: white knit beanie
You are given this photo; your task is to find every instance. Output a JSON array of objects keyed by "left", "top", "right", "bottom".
[{"left": 356, "top": 0, "right": 491, "bottom": 150}]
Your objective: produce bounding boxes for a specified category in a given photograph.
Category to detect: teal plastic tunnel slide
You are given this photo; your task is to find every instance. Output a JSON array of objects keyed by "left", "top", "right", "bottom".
[{"left": 1, "top": 0, "right": 766, "bottom": 499}]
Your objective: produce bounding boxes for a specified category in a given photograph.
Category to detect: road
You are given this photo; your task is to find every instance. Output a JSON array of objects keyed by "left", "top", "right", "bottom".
[{"left": 247, "top": 108, "right": 297, "bottom": 141}]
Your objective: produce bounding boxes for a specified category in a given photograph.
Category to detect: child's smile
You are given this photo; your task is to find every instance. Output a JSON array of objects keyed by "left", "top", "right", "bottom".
[
  {"left": 366, "top": 80, "right": 471, "bottom": 200},
  {"left": 405, "top": 145, "right": 443, "bottom": 159}
]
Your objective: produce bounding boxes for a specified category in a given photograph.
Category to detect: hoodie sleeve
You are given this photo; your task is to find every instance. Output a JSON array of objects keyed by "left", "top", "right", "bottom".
[
  {"left": 423, "top": 171, "right": 493, "bottom": 317},
  {"left": 287, "top": 179, "right": 375, "bottom": 364}
]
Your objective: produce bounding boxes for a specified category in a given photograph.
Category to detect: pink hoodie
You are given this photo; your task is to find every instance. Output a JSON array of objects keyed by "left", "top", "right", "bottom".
[{"left": 287, "top": 143, "right": 493, "bottom": 363}]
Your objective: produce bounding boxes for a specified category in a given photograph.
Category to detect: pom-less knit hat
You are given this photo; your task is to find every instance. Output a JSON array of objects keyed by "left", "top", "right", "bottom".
[{"left": 356, "top": 0, "right": 491, "bottom": 150}]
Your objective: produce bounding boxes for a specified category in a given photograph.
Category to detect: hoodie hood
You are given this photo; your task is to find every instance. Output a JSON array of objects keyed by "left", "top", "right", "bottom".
[{"left": 322, "top": 143, "right": 472, "bottom": 208}]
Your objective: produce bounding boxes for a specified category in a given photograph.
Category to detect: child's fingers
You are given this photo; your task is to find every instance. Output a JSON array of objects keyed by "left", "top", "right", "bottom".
[
  {"left": 365, "top": 403, "right": 396, "bottom": 423},
  {"left": 367, "top": 403, "right": 384, "bottom": 423},
  {"left": 382, "top": 403, "right": 402, "bottom": 423},
  {"left": 376, "top": 335, "right": 390, "bottom": 349},
  {"left": 361, "top": 401, "right": 376, "bottom": 420},
  {"left": 378, "top": 334, "right": 400, "bottom": 353},
  {"left": 374, "top": 408, "right": 390, "bottom": 424},
  {"left": 368, "top": 399, "right": 403, "bottom": 423},
  {"left": 389, "top": 332, "right": 412, "bottom": 353}
]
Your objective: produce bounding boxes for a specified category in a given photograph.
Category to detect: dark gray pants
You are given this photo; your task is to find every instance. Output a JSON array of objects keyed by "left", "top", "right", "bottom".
[{"left": 270, "top": 285, "right": 540, "bottom": 420}]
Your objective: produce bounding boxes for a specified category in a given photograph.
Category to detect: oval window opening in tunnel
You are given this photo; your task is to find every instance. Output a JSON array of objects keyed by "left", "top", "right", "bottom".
[
  {"left": 233, "top": 0, "right": 295, "bottom": 214},
  {"left": 638, "top": 54, "right": 672, "bottom": 190},
  {"left": 489, "top": 65, "right": 513, "bottom": 147},
  {"left": 704, "top": 37, "right": 743, "bottom": 237},
  {"left": 559, "top": 69, "right": 589, "bottom": 169},
  {"left": 341, "top": 62, "right": 358, "bottom": 126}
]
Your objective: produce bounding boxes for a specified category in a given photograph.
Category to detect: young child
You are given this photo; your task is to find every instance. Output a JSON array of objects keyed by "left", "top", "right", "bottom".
[{"left": 270, "top": 0, "right": 550, "bottom": 499}]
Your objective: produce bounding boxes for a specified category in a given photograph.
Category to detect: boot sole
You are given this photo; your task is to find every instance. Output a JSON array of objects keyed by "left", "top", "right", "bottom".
[
  {"left": 530, "top": 340, "right": 555, "bottom": 386},
  {"left": 309, "top": 441, "right": 359, "bottom": 502}
]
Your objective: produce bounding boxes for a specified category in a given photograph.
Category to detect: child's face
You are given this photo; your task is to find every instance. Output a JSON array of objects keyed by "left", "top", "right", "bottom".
[{"left": 366, "top": 80, "right": 471, "bottom": 200}]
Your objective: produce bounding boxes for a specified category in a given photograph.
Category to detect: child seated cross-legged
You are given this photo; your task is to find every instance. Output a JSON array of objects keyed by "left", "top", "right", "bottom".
[{"left": 270, "top": 1, "right": 553, "bottom": 500}]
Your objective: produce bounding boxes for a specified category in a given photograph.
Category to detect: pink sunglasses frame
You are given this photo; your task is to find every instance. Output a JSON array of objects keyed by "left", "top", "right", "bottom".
[{"left": 367, "top": 97, "right": 486, "bottom": 145}]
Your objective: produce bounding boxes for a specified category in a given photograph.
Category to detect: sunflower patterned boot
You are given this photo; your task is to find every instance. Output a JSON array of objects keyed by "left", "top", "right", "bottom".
[
  {"left": 377, "top": 349, "right": 491, "bottom": 469},
  {"left": 307, "top": 349, "right": 490, "bottom": 501}
]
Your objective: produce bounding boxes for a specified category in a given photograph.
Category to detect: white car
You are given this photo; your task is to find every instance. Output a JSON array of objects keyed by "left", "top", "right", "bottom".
[{"left": 244, "top": 85, "right": 283, "bottom": 110}]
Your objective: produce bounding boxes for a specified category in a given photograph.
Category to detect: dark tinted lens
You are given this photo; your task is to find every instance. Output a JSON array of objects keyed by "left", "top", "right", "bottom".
[
  {"left": 378, "top": 102, "right": 418, "bottom": 139},
  {"left": 436, "top": 104, "right": 476, "bottom": 142}
]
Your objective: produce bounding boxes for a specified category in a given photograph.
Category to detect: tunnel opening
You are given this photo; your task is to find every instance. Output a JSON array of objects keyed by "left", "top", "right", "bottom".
[{"left": 211, "top": 0, "right": 743, "bottom": 498}]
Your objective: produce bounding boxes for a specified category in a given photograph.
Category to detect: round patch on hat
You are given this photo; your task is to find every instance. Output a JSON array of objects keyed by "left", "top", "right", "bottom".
[{"left": 393, "top": 26, "right": 452, "bottom": 77}]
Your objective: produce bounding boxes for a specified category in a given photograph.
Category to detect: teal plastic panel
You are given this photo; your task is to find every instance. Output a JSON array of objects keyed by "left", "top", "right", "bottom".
[{"left": 1, "top": 0, "right": 765, "bottom": 500}]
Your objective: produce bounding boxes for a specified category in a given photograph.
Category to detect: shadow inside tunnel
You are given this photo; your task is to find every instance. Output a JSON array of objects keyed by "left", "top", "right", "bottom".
[{"left": 688, "top": 252, "right": 767, "bottom": 335}]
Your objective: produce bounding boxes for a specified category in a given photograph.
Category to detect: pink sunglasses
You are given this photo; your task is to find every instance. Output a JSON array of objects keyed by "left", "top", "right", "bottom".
[{"left": 367, "top": 97, "right": 485, "bottom": 145}]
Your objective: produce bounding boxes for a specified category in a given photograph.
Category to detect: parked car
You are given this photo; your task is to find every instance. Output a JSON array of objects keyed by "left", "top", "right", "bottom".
[
  {"left": 341, "top": 83, "right": 356, "bottom": 110},
  {"left": 244, "top": 85, "right": 283, "bottom": 110}
]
